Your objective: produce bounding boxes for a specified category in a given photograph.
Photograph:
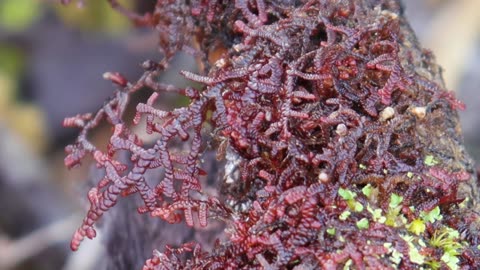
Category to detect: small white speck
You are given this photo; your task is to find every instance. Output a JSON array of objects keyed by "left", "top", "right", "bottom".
[
  {"left": 410, "top": 106, "right": 426, "bottom": 119},
  {"left": 379, "top": 106, "right": 395, "bottom": 121}
]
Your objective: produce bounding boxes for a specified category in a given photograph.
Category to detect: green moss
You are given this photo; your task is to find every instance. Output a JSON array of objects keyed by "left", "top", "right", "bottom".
[
  {"left": 356, "top": 218, "right": 369, "bottom": 229},
  {"left": 339, "top": 210, "right": 351, "bottom": 221},
  {"left": 429, "top": 227, "right": 460, "bottom": 248},
  {"left": 362, "top": 185, "right": 379, "bottom": 202},
  {"left": 361, "top": 184, "right": 373, "bottom": 197},
  {"left": 385, "top": 194, "right": 405, "bottom": 227},
  {"left": 338, "top": 188, "right": 356, "bottom": 200},
  {"left": 425, "top": 260, "right": 441, "bottom": 270},
  {"left": 343, "top": 259, "right": 353, "bottom": 270},
  {"left": 338, "top": 188, "right": 364, "bottom": 212},
  {"left": 391, "top": 249, "right": 403, "bottom": 265},
  {"left": 424, "top": 155, "right": 439, "bottom": 166},
  {"left": 389, "top": 193, "right": 403, "bottom": 209},
  {"left": 420, "top": 206, "right": 442, "bottom": 223},
  {"left": 367, "top": 205, "right": 386, "bottom": 223},
  {"left": 384, "top": 243, "right": 403, "bottom": 265},
  {"left": 401, "top": 235, "right": 425, "bottom": 265},
  {"left": 429, "top": 226, "right": 464, "bottom": 270},
  {"left": 407, "top": 219, "right": 426, "bottom": 235},
  {"left": 458, "top": 197, "right": 469, "bottom": 209},
  {"left": 353, "top": 202, "right": 364, "bottom": 212},
  {"left": 441, "top": 250, "right": 460, "bottom": 270}
]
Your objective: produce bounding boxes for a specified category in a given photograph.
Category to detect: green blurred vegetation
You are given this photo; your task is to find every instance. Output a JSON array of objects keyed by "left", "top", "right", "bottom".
[
  {"left": 0, "top": 0, "right": 42, "bottom": 31},
  {"left": 54, "top": 0, "right": 133, "bottom": 34},
  {"left": 0, "top": 43, "right": 47, "bottom": 153},
  {"left": 0, "top": 0, "right": 132, "bottom": 33},
  {"left": 0, "top": 0, "right": 134, "bottom": 153}
]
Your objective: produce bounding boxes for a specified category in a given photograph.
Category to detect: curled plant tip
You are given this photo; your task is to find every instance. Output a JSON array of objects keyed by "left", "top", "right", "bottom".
[
  {"left": 103, "top": 72, "right": 128, "bottom": 87},
  {"left": 64, "top": 145, "right": 86, "bottom": 169},
  {"left": 63, "top": 113, "right": 93, "bottom": 128},
  {"left": 141, "top": 60, "right": 159, "bottom": 71},
  {"left": 70, "top": 230, "right": 84, "bottom": 251}
]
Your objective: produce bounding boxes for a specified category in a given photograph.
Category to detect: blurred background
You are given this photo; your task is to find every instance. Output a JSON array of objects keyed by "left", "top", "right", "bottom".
[{"left": 0, "top": 0, "right": 478, "bottom": 269}]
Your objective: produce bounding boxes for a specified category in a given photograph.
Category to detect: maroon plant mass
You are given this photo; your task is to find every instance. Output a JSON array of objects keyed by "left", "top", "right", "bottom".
[{"left": 63, "top": 0, "right": 479, "bottom": 269}]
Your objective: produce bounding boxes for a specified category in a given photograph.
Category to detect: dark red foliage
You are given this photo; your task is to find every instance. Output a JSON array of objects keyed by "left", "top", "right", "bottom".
[{"left": 63, "top": 0, "right": 479, "bottom": 269}]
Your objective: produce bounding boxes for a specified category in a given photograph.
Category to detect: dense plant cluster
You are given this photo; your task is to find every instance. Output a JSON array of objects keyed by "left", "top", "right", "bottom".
[{"left": 63, "top": 0, "right": 479, "bottom": 269}]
